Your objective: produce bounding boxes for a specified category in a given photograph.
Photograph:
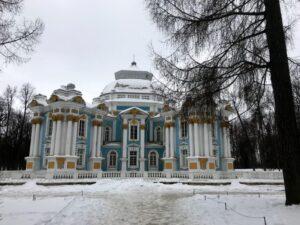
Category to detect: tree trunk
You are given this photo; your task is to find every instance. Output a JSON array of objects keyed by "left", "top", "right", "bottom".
[{"left": 264, "top": 0, "right": 300, "bottom": 205}]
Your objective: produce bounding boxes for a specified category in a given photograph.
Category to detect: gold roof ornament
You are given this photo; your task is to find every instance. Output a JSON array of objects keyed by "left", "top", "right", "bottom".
[
  {"left": 49, "top": 95, "right": 60, "bottom": 103},
  {"left": 29, "top": 100, "right": 41, "bottom": 108},
  {"left": 72, "top": 96, "right": 85, "bottom": 105},
  {"left": 129, "top": 108, "right": 140, "bottom": 116},
  {"left": 98, "top": 103, "right": 108, "bottom": 111}
]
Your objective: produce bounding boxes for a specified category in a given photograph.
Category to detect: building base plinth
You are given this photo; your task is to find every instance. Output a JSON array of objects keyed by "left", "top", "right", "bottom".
[
  {"left": 207, "top": 157, "right": 217, "bottom": 171},
  {"left": 188, "top": 156, "right": 208, "bottom": 171},
  {"left": 25, "top": 157, "right": 40, "bottom": 171},
  {"left": 221, "top": 157, "right": 235, "bottom": 171},
  {"left": 90, "top": 157, "right": 104, "bottom": 171},
  {"left": 162, "top": 157, "right": 176, "bottom": 172},
  {"left": 46, "top": 155, "right": 78, "bottom": 170}
]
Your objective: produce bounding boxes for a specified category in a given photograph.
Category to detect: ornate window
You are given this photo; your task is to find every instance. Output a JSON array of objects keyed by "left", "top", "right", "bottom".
[
  {"left": 155, "top": 127, "right": 162, "bottom": 143},
  {"left": 78, "top": 120, "right": 85, "bottom": 137},
  {"left": 104, "top": 126, "right": 112, "bottom": 143},
  {"left": 142, "top": 95, "right": 150, "bottom": 100},
  {"left": 108, "top": 151, "right": 117, "bottom": 169},
  {"left": 149, "top": 151, "right": 158, "bottom": 170},
  {"left": 181, "top": 121, "right": 188, "bottom": 138},
  {"left": 129, "top": 121, "right": 139, "bottom": 141},
  {"left": 128, "top": 147, "right": 138, "bottom": 168},
  {"left": 48, "top": 119, "right": 53, "bottom": 136},
  {"left": 76, "top": 148, "right": 85, "bottom": 169},
  {"left": 180, "top": 149, "right": 189, "bottom": 169}
]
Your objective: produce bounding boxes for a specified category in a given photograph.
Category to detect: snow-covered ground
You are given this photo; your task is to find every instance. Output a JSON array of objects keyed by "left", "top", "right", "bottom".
[{"left": 0, "top": 179, "right": 299, "bottom": 225}]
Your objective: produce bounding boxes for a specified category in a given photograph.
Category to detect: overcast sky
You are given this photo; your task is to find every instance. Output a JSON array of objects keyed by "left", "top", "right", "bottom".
[{"left": 1, "top": 0, "right": 300, "bottom": 105}]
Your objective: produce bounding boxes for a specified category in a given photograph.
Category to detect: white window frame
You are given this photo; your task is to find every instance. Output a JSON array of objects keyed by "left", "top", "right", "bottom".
[
  {"left": 180, "top": 148, "right": 189, "bottom": 169},
  {"left": 127, "top": 147, "right": 139, "bottom": 169},
  {"left": 180, "top": 121, "right": 188, "bottom": 138},
  {"left": 76, "top": 147, "right": 86, "bottom": 169},
  {"left": 129, "top": 120, "right": 139, "bottom": 141},
  {"left": 104, "top": 126, "right": 112, "bottom": 143},
  {"left": 47, "top": 118, "right": 53, "bottom": 137},
  {"left": 107, "top": 150, "right": 118, "bottom": 170},
  {"left": 78, "top": 119, "right": 86, "bottom": 138},
  {"left": 148, "top": 150, "right": 159, "bottom": 171},
  {"left": 142, "top": 95, "right": 150, "bottom": 100}
]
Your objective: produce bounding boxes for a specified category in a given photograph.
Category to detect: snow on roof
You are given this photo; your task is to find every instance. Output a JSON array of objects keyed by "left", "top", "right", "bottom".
[
  {"left": 104, "top": 98, "right": 163, "bottom": 104},
  {"left": 102, "top": 79, "right": 157, "bottom": 95},
  {"left": 32, "top": 94, "right": 48, "bottom": 106},
  {"left": 51, "top": 83, "right": 83, "bottom": 101},
  {"left": 119, "top": 106, "right": 149, "bottom": 115}
]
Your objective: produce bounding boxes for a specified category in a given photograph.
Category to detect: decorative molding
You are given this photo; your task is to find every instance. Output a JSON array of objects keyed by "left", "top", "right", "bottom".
[
  {"left": 164, "top": 122, "right": 175, "bottom": 128},
  {"left": 31, "top": 117, "right": 43, "bottom": 124},
  {"left": 92, "top": 120, "right": 102, "bottom": 127},
  {"left": 140, "top": 124, "right": 146, "bottom": 130},
  {"left": 122, "top": 124, "right": 128, "bottom": 129}
]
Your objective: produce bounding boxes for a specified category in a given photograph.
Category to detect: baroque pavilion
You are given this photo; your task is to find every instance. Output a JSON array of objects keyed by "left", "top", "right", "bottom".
[{"left": 25, "top": 62, "right": 234, "bottom": 173}]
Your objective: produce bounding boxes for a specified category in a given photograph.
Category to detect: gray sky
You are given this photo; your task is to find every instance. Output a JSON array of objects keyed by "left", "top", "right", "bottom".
[{"left": 1, "top": 0, "right": 300, "bottom": 105}]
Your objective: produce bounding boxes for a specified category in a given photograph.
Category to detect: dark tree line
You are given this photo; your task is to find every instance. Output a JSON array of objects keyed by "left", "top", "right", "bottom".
[
  {"left": 0, "top": 0, "right": 43, "bottom": 169},
  {"left": 0, "top": 84, "right": 34, "bottom": 170},
  {"left": 146, "top": 0, "right": 300, "bottom": 205}
]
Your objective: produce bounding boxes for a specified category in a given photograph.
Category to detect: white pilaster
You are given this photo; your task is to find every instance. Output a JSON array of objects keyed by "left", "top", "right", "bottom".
[
  {"left": 193, "top": 123, "right": 200, "bottom": 156},
  {"left": 65, "top": 120, "right": 73, "bottom": 156},
  {"left": 170, "top": 125, "right": 174, "bottom": 158},
  {"left": 96, "top": 125, "right": 102, "bottom": 157},
  {"left": 140, "top": 119, "right": 145, "bottom": 172},
  {"left": 29, "top": 124, "right": 36, "bottom": 157},
  {"left": 91, "top": 125, "right": 97, "bottom": 158},
  {"left": 33, "top": 123, "right": 40, "bottom": 157},
  {"left": 50, "top": 121, "right": 56, "bottom": 155},
  {"left": 188, "top": 123, "right": 194, "bottom": 157},
  {"left": 122, "top": 118, "right": 128, "bottom": 172},
  {"left": 71, "top": 121, "right": 78, "bottom": 156},
  {"left": 208, "top": 124, "right": 214, "bottom": 156},
  {"left": 204, "top": 123, "right": 209, "bottom": 157},
  {"left": 55, "top": 120, "right": 62, "bottom": 155},
  {"left": 222, "top": 127, "right": 228, "bottom": 157},
  {"left": 199, "top": 123, "right": 204, "bottom": 156},
  {"left": 165, "top": 127, "right": 170, "bottom": 157}
]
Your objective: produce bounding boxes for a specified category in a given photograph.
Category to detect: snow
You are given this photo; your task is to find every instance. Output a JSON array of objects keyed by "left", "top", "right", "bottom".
[
  {"left": 0, "top": 179, "right": 299, "bottom": 225},
  {"left": 102, "top": 79, "right": 157, "bottom": 94}
]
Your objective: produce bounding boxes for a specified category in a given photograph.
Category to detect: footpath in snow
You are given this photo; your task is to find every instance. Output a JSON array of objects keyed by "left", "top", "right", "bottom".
[{"left": 0, "top": 179, "right": 299, "bottom": 225}]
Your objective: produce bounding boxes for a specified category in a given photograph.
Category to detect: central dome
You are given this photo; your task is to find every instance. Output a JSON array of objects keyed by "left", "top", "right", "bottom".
[{"left": 101, "top": 63, "right": 156, "bottom": 95}]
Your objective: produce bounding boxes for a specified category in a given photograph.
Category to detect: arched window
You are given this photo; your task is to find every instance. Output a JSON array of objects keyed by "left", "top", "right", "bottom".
[
  {"left": 104, "top": 126, "right": 112, "bottom": 143},
  {"left": 155, "top": 127, "right": 162, "bottom": 143},
  {"left": 108, "top": 151, "right": 117, "bottom": 169},
  {"left": 149, "top": 151, "right": 158, "bottom": 170}
]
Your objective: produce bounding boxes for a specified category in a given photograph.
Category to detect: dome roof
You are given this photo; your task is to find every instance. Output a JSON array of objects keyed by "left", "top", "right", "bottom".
[{"left": 101, "top": 64, "right": 157, "bottom": 95}]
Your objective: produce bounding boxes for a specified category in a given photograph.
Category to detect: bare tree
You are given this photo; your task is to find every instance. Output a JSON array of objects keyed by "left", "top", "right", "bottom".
[
  {"left": 2, "top": 85, "right": 17, "bottom": 137},
  {"left": 0, "top": 0, "right": 44, "bottom": 68},
  {"left": 146, "top": 0, "right": 300, "bottom": 205}
]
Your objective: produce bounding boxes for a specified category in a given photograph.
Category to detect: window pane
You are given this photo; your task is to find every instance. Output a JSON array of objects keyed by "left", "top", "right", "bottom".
[
  {"left": 48, "top": 120, "right": 53, "bottom": 136},
  {"left": 79, "top": 121, "right": 85, "bottom": 137}
]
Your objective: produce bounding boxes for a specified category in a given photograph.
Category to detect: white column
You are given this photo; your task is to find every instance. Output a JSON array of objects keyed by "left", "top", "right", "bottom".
[
  {"left": 149, "top": 119, "right": 153, "bottom": 142},
  {"left": 165, "top": 127, "right": 170, "bottom": 157},
  {"left": 55, "top": 120, "right": 62, "bottom": 155},
  {"left": 222, "top": 127, "right": 228, "bottom": 157},
  {"left": 29, "top": 124, "right": 36, "bottom": 157},
  {"left": 188, "top": 123, "right": 194, "bottom": 157},
  {"left": 122, "top": 119, "right": 128, "bottom": 158},
  {"left": 170, "top": 125, "right": 174, "bottom": 158},
  {"left": 204, "top": 123, "right": 210, "bottom": 157},
  {"left": 194, "top": 123, "right": 200, "bottom": 156},
  {"left": 96, "top": 125, "right": 102, "bottom": 157},
  {"left": 71, "top": 121, "right": 78, "bottom": 156},
  {"left": 91, "top": 125, "right": 97, "bottom": 158},
  {"left": 208, "top": 124, "right": 214, "bottom": 156},
  {"left": 65, "top": 120, "right": 73, "bottom": 156},
  {"left": 140, "top": 119, "right": 145, "bottom": 172},
  {"left": 122, "top": 119, "right": 128, "bottom": 172},
  {"left": 50, "top": 121, "right": 56, "bottom": 155},
  {"left": 33, "top": 123, "right": 40, "bottom": 157},
  {"left": 199, "top": 123, "right": 204, "bottom": 156}
]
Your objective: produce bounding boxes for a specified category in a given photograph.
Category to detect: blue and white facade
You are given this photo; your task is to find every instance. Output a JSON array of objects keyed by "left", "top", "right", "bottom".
[{"left": 25, "top": 63, "right": 234, "bottom": 173}]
